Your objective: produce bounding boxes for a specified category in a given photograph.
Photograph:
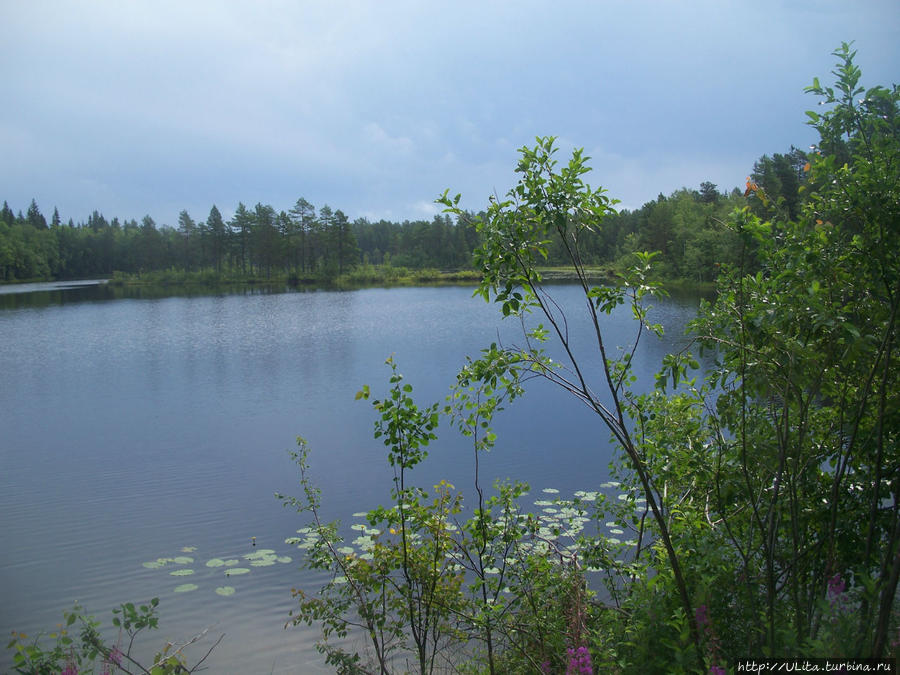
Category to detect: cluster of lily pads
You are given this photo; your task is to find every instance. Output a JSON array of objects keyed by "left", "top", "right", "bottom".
[
  {"left": 141, "top": 545, "right": 292, "bottom": 595},
  {"left": 507, "top": 483, "right": 644, "bottom": 573},
  {"left": 285, "top": 482, "right": 647, "bottom": 582},
  {"left": 141, "top": 484, "right": 645, "bottom": 596}
]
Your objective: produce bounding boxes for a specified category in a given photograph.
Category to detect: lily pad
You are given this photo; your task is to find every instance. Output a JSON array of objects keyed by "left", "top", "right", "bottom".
[
  {"left": 353, "top": 536, "right": 375, "bottom": 551},
  {"left": 142, "top": 560, "right": 167, "bottom": 569},
  {"left": 276, "top": 555, "right": 292, "bottom": 564},
  {"left": 225, "top": 567, "right": 250, "bottom": 576},
  {"left": 170, "top": 569, "right": 194, "bottom": 576},
  {"left": 215, "top": 586, "right": 236, "bottom": 597},
  {"left": 206, "top": 558, "right": 225, "bottom": 568},
  {"left": 174, "top": 583, "right": 198, "bottom": 593},
  {"left": 251, "top": 559, "right": 277, "bottom": 567},
  {"left": 245, "top": 549, "right": 276, "bottom": 559},
  {"left": 181, "top": 546, "right": 197, "bottom": 553},
  {"left": 172, "top": 556, "right": 194, "bottom": 564},
  {"left": 223, "top": 559, "right": 239, "bottom": 566}
]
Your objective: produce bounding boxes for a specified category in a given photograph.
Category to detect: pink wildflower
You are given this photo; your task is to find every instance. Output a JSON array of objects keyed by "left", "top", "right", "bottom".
[
  {"left": 827, "top": 573, "right": 849, "bottom": 614},
  {"left": 695, "top": 604, "right": 710, "bottom": 629},
  {"left": 827, "top": 573, "right": 846, "bottom": 599},
  {"left": 566, "top": 645, "right": 593, "bottom": 675}
]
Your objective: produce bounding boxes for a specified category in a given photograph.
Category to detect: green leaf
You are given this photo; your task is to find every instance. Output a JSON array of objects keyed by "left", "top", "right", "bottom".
[{"left": 225, "top": 567, "right": 251, "bottom": 576}]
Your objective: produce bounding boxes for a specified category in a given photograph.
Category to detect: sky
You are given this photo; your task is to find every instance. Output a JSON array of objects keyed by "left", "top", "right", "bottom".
[{"left": 2, "top": 1, "right": 898, "bottom": 227}]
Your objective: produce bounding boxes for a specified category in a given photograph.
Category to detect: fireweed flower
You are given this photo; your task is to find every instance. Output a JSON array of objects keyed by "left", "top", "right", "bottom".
[
  {"left": 827, "top": 573, "right": 849, "bottom": 613},
  {"left": 828, "top": 574, "right": 845, "bottom": 597},
  {"left": 827, "top": 573, "right": 846, "bottom": 599},
  {"left": 565, "top": 645, "right": 593, "bottom": 675},
  {"left": 695, "top": 604, "right": 710, "bottom": 630},
  {"left": 695, "top": 604, "right": 723, "bottom": 671}
]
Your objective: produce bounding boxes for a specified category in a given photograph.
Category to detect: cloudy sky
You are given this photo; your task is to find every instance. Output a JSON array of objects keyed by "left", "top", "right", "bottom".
[{"left": 2, "top": 1, "right": 898, "bottom": 227}]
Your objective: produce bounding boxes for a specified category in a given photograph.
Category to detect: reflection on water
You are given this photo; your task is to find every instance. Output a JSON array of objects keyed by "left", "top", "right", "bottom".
[
  {"left": 0, "top": 279, "right": 314, "bottom": 310},
  {"left": 0, "top": 282, "right": 704, "bottom": 672}
]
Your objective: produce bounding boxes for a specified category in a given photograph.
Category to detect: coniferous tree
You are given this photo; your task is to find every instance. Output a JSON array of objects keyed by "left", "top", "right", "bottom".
[
  {"left": 206, "top": 205, "right": 227, "bottom": 272},
  {"left": 0, "top": 201, "right": 14, "bottom": 226},
  {"left": 26, "top": 199, "right": 47, "bottom": 229},
  {"left": 230, "top": 203, "right": 252, "bottom": 273},
  {"left": 177, "top": 209, "right": 198, "bottom": 271},
  {"left": 289, "top": 198, "right": 316, "bottom": 274},
  {"left": 332, "top": 209, "right": 358, "bottom": 275},
  {"left": 252, "top": 202, "right": 280, "bottom": 277}
]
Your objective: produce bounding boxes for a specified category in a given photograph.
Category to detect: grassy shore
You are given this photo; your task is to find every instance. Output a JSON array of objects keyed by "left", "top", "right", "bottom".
[
  {"left": 106, "top": 265, "right": 483, "bottom": 288},
  {"left": 33, "top": 265, "right": 713, "bottom": 294}
]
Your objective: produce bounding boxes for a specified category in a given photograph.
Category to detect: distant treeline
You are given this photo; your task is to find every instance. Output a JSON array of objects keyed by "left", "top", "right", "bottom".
[{"left": 0, "top": 148, "right": 806, "bottom": 283}]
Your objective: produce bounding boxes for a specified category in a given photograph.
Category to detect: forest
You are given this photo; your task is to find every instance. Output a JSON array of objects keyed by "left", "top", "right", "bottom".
[{"left": 0, "top": 149, "right": 806, "bottom": 284}]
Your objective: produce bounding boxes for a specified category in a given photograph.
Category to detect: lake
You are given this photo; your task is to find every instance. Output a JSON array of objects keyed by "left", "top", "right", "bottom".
[{"left": 0, "top": 281, "right": 703, "bottom": 673}]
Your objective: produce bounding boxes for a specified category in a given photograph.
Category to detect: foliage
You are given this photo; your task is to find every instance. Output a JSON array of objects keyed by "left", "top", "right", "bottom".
[
  {"left": 6, "top": 599, "right": 222, "bottom": 674},
  {"left": 440, "top": 135, "right": 710, "bottom": 670},
  {"left": 283, "top": 43, "right": 899, "bottom": 673},
  {"left": 692, "top": 41, "right": 900, "bottom": 657},
  {"left": 280, "top": 352, "right": 634, "bottom": 673}
]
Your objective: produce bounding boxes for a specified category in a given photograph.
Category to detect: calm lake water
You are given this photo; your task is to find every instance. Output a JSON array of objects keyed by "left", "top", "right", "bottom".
[{"left": 0, "top": 281, "right": 702, "bottom": 673}]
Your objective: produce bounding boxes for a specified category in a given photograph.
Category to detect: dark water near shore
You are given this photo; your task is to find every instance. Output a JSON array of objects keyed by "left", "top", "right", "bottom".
[{"left": 0, "top": 281, "right": 702, "bottom": 672}]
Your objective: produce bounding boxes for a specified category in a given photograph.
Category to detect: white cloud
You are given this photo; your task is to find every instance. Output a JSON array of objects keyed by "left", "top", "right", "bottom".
[
  {"left": 362, "top": 123, "right": 415, "bottom": 155},
  {"left": 410, "top": 200, "right": 439, "bottom": 219}
]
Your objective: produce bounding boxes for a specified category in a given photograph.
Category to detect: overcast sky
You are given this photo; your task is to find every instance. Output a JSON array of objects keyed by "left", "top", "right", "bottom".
[{"left": 2, "top": 1, "right": 898, "bottom": 227}]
